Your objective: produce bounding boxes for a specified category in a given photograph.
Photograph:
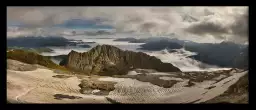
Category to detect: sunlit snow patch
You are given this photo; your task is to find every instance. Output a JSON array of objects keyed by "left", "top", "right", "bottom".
[
  {"left": 159, "top": 77, "right": 183, "bottom": 81},
  {"left": 127, "top": 71, "right": 142, "bottom": 75}
]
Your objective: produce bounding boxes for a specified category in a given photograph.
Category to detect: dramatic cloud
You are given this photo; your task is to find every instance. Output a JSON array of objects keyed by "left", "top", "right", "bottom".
[
  {"left": 184, "top": 7, "right": 248, "bottom": 43},
  {"left": 185, "top": 20, "right": 230, "bottom": 36},
  {"left": 7, "top": 6, "right": 248, "bottom": 43},
  {"left": 230, "top": 10, "right": 248, "bottom": 37}
]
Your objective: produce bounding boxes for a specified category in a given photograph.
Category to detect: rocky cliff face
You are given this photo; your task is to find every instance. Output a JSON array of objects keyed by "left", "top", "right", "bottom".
[{"left": 63, "top": 45, "right": 181, "bottom": 75}]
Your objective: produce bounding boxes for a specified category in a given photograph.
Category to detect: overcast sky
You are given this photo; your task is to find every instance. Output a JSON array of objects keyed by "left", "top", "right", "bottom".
[{"left": 7, "top": 6, "right": 248, "bottom": 43}]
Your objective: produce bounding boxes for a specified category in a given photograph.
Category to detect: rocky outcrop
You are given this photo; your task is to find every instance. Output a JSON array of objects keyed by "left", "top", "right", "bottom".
[
  {"left": 7, "top": 49, "right": 67, "bottom": 71},
  {"left": 7, "top": 47, "right": 54, "bottom": 54},
  {"left": 62, "top": 45, "right": 181, "bottom": 75},
  {"left": 79, "top": 78, "right": 117, "bottom": 95}
]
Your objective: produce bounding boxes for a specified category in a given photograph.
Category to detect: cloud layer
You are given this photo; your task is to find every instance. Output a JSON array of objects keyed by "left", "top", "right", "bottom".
[{"left": 7, "top": 6, "right": 248, "bottom": 43}]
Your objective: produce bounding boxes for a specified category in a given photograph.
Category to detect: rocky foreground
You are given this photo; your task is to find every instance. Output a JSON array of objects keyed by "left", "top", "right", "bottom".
[
  {"left": 6, "top": 45, "right": 248, "bottom": 104},
  {"left": 204, "top": 73, "right": 248, "bottom": 103},
  {"left": 7, "top": 59, "right": 248, "bottom": 104}
]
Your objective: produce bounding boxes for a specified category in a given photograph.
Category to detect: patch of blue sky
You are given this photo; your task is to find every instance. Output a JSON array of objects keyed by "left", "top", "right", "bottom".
[{"left": 7, "top": 20, "right": 24, "bottom": 27}]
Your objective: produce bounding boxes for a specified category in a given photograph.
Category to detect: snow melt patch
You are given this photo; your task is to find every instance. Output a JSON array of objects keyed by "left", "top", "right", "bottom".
[
  {"left": 127, "top": 71, "right": 142, "bottom": 75},
  {"left": 92, "top": 89, "right": 101, "bottom": 94},
  {"left": 147, "top": 72, "right": 173, "bottom": 76},
  {"left": 159, "top": 77, "right": 183, "bottom": 81},
  {"left": 98, "top": 77, "right": 126, "bottom": 82}
]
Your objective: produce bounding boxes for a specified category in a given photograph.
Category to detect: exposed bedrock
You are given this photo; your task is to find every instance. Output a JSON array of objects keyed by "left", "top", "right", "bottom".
[{"left": 62, "top": 45, "right": 181, "bottom": 76}]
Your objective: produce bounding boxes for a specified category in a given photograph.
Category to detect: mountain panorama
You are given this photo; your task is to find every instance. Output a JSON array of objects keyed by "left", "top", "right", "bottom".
[
  {"left": 7, "top": 44, "right": 248, "bottom": 104},
  {"left": 7, "top": 6, "right": 248, "bottom": 104}
]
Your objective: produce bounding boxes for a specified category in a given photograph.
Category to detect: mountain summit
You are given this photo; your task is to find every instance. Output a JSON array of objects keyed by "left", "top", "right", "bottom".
[{"left": 61, "top": 45, "right": 181, "bottom": 75}]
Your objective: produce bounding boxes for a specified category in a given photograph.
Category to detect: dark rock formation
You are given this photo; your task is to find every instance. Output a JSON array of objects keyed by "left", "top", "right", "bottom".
[
  {"left": 79, "top": 79, "right": 117, "bottom": 92},
  {"left": 53, "top": 94, "right": 82, "bottom": 100},
  {"left": 52, "top": 75, "right": 72, "bottom": 79},
  {"left": 62, "top": 45, "right": 181, "bottom": 75},
  {"left": 184, "top": 80, "right": 195, "bottom": 87},
  {"left": 78, "top": 77, "right": 117, "bottom": 95},
  {"left": 105, "top": 97, "right": 122, "bottom": 104}
]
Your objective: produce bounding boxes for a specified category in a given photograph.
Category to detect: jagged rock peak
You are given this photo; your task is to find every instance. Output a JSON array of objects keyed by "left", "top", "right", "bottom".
[
  {"left": 64, "top": 45, "right": 181, "bottom": 76},
  {"left": 90, "top": 44, "right": 121, "bottom": 52},
  {"left": 94, "top": 44, "right": 119, "bottom": 49}
]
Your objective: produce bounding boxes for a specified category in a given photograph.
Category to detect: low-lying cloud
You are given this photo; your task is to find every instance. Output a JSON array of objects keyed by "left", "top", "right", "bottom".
[{"left": 7, "top": 6, "right": 248, "bottom": 43}]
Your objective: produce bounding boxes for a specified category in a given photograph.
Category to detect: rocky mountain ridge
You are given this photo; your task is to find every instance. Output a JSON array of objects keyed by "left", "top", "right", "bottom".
[
  {"left": 7, "top": 49, "right": 68, "bottom": 71},
  {"left": 61, "top": 45, "right": 181, "bottom": 76}
]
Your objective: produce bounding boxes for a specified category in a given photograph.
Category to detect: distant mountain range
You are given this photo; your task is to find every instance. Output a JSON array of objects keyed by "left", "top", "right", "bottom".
[
  {"left": 7, "top": 36, "right": 91, "bottom": 48},
  {"left": 186, "top": 42, "right": 248, "bottom": 69},
  {"left": 114, "top": 37, "right": 248, "bottom": 69}
]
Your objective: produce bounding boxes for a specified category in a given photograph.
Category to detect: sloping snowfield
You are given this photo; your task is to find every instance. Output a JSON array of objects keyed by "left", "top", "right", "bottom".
[
  {"left": 7, "top": 60, "right": 110, "bottom": 103},
  {"left": 98, "top": 70, "right": 247, "bottom": 103},
  {"left": 7, "top": 60, "right": 247, "bottom": 103}
]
